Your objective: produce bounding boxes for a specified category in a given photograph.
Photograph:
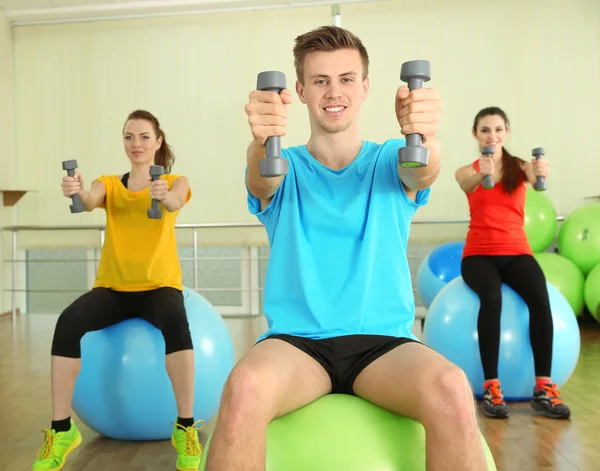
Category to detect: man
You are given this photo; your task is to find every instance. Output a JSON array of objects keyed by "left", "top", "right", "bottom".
[{"left": 206, "top": 25, "right": 488, "bottom": 471}]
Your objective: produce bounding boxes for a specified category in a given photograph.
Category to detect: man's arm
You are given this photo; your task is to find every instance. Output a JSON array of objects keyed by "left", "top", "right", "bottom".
[
  {"left": 394, "top": 86, "right": 443, "bottom": 200},
  {"left": 398, "top": 136, "right": 441, "bottom": 199},
  {"left": 244, "top": 84, "right": 292, "bottom": 212},
  {"left": 246, "top": 140, "right": 285, "bottom": 211}
]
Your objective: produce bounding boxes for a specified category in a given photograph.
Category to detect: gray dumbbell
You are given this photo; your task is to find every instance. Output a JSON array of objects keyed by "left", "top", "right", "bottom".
[
  {"left": 62, "top": 160, "right": 85, "bottom": 213},
  {"left": 482, "top": 146, "right": 495, "bottom": 189},
  {"left": 397, "top": 60, "right": 431, "bottom": 168},
  {"left": 531, "top": 147, "right": 547, "bottom": 191},
  {"left": 257, "top": 71, "right": 288, "bottom": 178},
  {"left": 148, "top": 165, "right": 165, "bottom": 219}
]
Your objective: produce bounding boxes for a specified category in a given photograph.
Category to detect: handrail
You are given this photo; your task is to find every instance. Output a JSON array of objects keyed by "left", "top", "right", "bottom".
[
  {"left": 1, "top": 222, "right": 264, "bottom": 231},
  {"left": 0, "top": 216, "right": 567, "bottom": 232},
  {"left": 2, "top": 216, "right": 566, "bottom": 320}
]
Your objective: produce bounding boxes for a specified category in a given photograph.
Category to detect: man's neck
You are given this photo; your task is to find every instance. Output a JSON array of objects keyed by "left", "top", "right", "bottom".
[{"left": 306, "top": 128, "right": 363, "bottom": 171}]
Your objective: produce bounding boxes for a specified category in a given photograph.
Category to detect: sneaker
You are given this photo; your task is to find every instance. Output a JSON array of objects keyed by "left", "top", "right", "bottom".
[
  {"left": 171, "top": 420, "right": 204, "bottom": 471},
  {"left": 32, "top": 420, "right": 82, "bottom": 471},
  {"left": 482, "top": 381, "right": 509, "bottom": 418},
  {"left": 531, "top": 383, "right": 571, "bottom": 419}
]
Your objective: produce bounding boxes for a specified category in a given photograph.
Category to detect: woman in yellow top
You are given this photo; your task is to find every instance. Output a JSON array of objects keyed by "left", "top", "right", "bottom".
[{"left": 33, "top": 110, "right": 202, "bottom": 471}]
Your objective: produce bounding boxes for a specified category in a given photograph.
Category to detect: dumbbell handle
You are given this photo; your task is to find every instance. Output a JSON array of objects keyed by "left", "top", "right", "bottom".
[
  {"left": 150, "top": 193, "right": 161, "bottom": 212},
  {"left": 149, "top": 177, "right": 162, "bottom": 216},
  {"left": 405, "top": 77, "right": 426, "bottom": 149},
  {"left": 397, "top": 60, "right": 431, "bottom": 168},
  {"left": 67, "top": 169, "right": 85, "bottom": 208},
  {"left": 257, "top": 71, "right": 288, "bottom": 178},
  {"left": 148, "top": 166, "right": 164, "bottom": 219},
  {"left": 532, "top": 148, "right": 547, "bottom": 191},
  {"left": 266, "top": 135, "right": 281, "bottom": 161},
  {"left": 482, "top": 146, "right": 495, "bottom": 190},
  {"left": 62, "top": 162, "right": 85, "bottom": 213}
]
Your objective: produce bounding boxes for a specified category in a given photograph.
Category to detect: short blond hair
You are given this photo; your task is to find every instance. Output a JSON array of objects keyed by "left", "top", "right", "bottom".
[{"left": 293, "top": 25, "right": 369, "bottom": 84}]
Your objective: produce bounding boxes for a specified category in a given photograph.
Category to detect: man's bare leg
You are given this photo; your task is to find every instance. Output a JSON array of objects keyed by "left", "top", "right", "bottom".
[
  {"left": 205, "top": 339, "right": 332, "bottom": 471},
  {"left": 353, "top": 342, "right": 488, "bottom": 471}
]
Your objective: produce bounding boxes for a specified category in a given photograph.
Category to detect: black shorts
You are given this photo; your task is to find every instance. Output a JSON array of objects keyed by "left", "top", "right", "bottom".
[
  {"left": 52, "top": 286, "right": 192, "bottom": 358},
  {"left": 259, "top": 333, "right": 420, "bottom": 395}
]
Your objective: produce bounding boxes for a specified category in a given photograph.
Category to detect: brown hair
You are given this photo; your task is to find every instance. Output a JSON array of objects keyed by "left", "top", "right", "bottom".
[
  {"left": 473, "top": 107, "right": 526, "bottom": 193},
  {"left": 123, "top": 110, "right": 175, "bottom": 173},
  {"left": 293, "top": 25, "right": 369, "bottom": 84}
]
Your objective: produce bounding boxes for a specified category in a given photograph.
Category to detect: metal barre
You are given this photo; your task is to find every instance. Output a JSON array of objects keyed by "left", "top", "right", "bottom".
[{"left": 0, "top": 216, "right": 566, "bottom": 232}]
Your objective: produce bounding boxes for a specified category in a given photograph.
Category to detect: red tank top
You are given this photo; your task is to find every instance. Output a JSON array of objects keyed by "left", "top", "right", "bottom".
[{"left": 462, "top": 159, "right": 532, "bottom": 257}]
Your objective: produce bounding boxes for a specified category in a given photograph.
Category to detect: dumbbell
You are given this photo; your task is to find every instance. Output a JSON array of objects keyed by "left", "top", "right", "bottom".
[
  {"left": 398, "top": 60, "right": 431, "bottom": 168},
  {"left": 482, "top": 146, "right": 495, "bottom": 189},
  {"left": 531, "top": 147, "right": 547, "bottom": 191},
  {"left": 62, "top": 160, "right": 85, "bottom": 213},
  {"left": 148, "top": 165, "right": 165, "bottom": 219},
  {"left": 257, "top": 71, "right": 289, "bottom": 178}
]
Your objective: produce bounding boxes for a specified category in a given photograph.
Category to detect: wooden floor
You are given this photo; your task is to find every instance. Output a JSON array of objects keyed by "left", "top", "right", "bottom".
[{"left": 2, "top": 314, "right": 599, "bottom": 471}]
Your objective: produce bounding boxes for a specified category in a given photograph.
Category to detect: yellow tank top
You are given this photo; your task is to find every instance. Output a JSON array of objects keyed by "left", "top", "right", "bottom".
[{"left": 93, "top": 173, "right": 191, "bottom": 292}]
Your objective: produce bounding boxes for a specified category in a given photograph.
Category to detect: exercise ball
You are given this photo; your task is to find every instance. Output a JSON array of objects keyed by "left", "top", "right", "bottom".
[
  {"left": 557, "top": 203, "right": 600, "bottom": 276},
  {"left": 534, "top": 252, "right": 585, "bottom": 315},
  {"left": 524, "top": 186, "right": 557, "bottom": 253},
  {"left": 198, "top": 394, "right": 497, "bottom": 470},
  {"left": 72, "top": 287, "right": 235, "bottom": 440},
  {"left": 423, "top": 278, "right": 580, "bottom": 401},
  {"left": 416, "top": 241, "right": 465, "bottom": 308},
  {"left": 584, "top": 263, "right": 600, "bottom": 322}
]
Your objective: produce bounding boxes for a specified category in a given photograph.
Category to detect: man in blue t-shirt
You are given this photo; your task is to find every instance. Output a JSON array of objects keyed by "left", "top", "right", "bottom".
[{"left": 206, "top": 26, "right": 488, "bottom": 471}]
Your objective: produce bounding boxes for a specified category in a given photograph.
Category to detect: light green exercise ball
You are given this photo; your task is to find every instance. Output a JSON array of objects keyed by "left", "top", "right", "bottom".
[
  {"left": 557, "top": 203, "right": 600, "bottom": 276},
  {"left": 584, "top": 263, "right": 600, "bottom": 322},
  {"left": 534, "top": 252, "right": 585, "bottom": 316},
  {"left": 199, "top": 394, "right": 497, "bottom": 470},
  {"left": 524, "top": 187, "right": 557, "bottom": 253}
]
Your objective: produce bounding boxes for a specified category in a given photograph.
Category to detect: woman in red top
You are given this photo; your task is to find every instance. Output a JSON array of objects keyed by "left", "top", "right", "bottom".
[{"left": 455, "top": 107, "right": 570, "bottom": 420}]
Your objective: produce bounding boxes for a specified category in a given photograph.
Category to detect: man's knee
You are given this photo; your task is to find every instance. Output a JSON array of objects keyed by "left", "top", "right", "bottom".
[
  {"left": 220, "top": 364, "right": 278, "bottom": 422},
  {"left": 421, "top": 365, "right": 475, "bottom": 421}
]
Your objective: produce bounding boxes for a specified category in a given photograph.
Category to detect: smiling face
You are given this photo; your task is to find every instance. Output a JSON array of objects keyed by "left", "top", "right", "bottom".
[
  {"left": 295, "top": 48, "right": 369, "bottom": 134},
  {"left": 473, "top": 114, "right": 509, "bottom": 152},
  {"left": 123, "top": 119, "right": 162, "bottom": 165}
]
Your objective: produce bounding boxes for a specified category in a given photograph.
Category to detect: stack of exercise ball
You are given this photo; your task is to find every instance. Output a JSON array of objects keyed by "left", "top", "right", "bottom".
[
  {"left": 523, "top": 187, "right": 589, "bottom": 317},
  {"left": 523, "top": 185, "right": 558, "bottom": 253},
  {"left": 556, "top": 203, "right": 600, "bottom": 322}
]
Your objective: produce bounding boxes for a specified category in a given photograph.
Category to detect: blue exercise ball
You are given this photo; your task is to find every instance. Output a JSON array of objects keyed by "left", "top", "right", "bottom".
[
  {"left": 72, "top": 287, "right": 235, "bottom": 440},
  {"left": 416, "top": 241, "right": 465, "bottom": 307},
  {"left": 423, "top": 278, "right": 580, "bottom": 401}
]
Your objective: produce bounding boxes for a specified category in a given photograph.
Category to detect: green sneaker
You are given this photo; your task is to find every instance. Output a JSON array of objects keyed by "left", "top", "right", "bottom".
[
  {"left": 171, "top": 420, "right": 204, "bottom": 471},
  {"left": 32, "top": 420, "right": 82, "bottom": 471}
]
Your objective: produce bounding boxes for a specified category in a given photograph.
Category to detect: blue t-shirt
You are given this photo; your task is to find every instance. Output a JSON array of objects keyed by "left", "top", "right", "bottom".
[{"left": 247, "top": 139, "right": 430, "bottom": 341}]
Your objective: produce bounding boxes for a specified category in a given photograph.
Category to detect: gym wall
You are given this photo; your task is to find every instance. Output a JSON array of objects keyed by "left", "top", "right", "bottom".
[
  {"left": 10, "top": 0, "right": 600, "bottom": 249},
  {"left": 0, "top": 8, "right": 15, "bottom": 314}
]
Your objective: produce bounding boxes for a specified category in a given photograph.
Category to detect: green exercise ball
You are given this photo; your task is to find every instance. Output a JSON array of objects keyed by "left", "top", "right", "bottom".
[
  {"left": 524, "top": 187, "right": 557, "bottom": 253},
  {"left": 584, "top": 263, "right": 600, "bottom": 322},
  {"left": 199, "top": 394, "right": 497, "bottom": 470},
  {"left": 557, "top": 203, "right": 600, "bottom": 276},
  {"left": 534, "top": 252, "right": 585, "bottom": 316}
]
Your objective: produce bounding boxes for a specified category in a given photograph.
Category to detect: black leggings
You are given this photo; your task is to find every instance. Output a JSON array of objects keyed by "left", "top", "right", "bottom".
[
  {"left": 51, "top": 287, "right": 193, "bottom": 358},
  {"left": 461, "top": 255, "right": 553, "bottom": 380}
]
